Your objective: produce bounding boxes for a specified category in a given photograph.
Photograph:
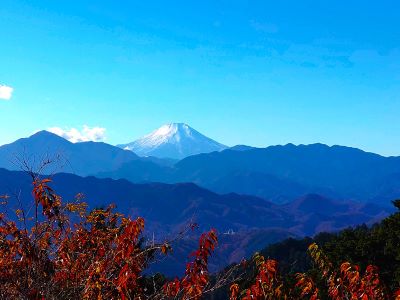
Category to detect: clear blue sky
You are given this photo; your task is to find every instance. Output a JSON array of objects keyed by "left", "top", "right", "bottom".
[{"left": 1, "top": 0, "right": 399, "bottom": 155}]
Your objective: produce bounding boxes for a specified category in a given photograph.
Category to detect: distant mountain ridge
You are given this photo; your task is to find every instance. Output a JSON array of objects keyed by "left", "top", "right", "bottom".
[
  {"left": 2, "top": 130, "right": 400, "bottom": 206},
  {"left": 101, "top": 143, "right": 400, "bottom": 205},
  {"left": 169, "top": 143, "right": 400, "bottom": 204},
  {"left": 0, "top": 130, "right": 165, "bottom": 177},
  {"left": 0, "top": 166, "right": 388, "bottom": 237},
  {"left": 117, "top": 123, "right": 227, "bottom": 159}
]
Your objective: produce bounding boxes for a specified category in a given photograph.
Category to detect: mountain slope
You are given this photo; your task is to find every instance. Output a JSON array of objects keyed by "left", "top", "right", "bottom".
[
  {"left": 117, "top": 123, "right": 227, "bottom": 159},
  {"left": 0, "top": 131, "right": 165, "bottom": 176},
  {"left": 0, "top": 168, "right": 392, "bottom": 275},
  {"left": 101, "top": 143, "right": 400, "bottom": 205},
  {"left": 0, "top": 168, "right": 390, "bottom": 235},
  {"left": 171, "top": 144, "right": 400, "bottom": 204},
  {"left": 4, "top": 131, "right": 400, "bottom": 206}
]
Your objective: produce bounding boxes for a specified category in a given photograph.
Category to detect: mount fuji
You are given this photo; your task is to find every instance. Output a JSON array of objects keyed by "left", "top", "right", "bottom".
[{"left": 117, "top": 123, "right": 227, "bottom": 159}]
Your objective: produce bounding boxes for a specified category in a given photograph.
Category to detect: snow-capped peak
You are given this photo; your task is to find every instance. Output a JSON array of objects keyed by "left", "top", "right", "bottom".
[
  {"left": 146, "top": 123, "right": 193, "bottom": 144},
  {"left": 117, "top": 123, "right": 227, "bottom": 159}
]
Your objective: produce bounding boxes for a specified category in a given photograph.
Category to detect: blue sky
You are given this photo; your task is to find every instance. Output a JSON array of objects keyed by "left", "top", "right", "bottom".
[{"left": 1, "top": 0, "right": 399, "bottom": 155}]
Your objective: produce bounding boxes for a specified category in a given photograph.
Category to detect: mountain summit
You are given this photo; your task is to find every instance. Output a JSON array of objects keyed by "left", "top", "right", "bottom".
[{"left": 117, "top": 123, "right": 227, "bottom": 159}]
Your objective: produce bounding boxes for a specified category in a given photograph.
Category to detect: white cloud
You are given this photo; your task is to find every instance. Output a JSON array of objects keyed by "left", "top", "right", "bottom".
[
  {"left": 48, "top": 125, "right": 106, "bottom": 143},
  {"left": 0, "top": 84, "right": 13, "bottom": 100}
]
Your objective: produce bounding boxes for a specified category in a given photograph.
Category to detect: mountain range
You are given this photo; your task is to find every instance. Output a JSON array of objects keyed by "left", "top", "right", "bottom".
[
  {"left": 0, "top": 168, "right": 391, "bottom": 275},
  {"left": 1, "top": 129, "right": 400, "bottom": 206},
  {"left": 1, "top": 126, "right": 399, "bottom": 275},
  {"left": 100, "top": 143, "right": 400, "bottom": 205},
  {"left": 0, "top": 130, "right": 167, "bottom": 177}
]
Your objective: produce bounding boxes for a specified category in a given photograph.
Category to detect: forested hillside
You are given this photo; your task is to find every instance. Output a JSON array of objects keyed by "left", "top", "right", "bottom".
[{"left": 1, "top": 175, "right": 399, "bottom": 299}]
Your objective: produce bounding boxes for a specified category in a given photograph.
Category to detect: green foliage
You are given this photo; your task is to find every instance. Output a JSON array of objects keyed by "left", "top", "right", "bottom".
[{"left": 211, "top": 201, "right": 400, "bottom": 299}]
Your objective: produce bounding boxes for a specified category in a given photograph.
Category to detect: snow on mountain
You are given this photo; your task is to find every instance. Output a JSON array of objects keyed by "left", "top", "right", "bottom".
[{"left": 117, "top": 123, "right": 227, "bottom": 159}]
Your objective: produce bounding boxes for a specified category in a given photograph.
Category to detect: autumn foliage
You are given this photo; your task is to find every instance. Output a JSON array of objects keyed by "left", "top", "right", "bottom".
[
  {"left": 0, "top": 176, "right": 399, "bottom": 299},
  {"left": 163, "top": 229, "right": 218, "bottom": 299},
  {"left": 229, "top": 243, "right": 396, "bottom": 299},
  {"left": 1, "top": 178, "right": 148, "bottom": 299}
]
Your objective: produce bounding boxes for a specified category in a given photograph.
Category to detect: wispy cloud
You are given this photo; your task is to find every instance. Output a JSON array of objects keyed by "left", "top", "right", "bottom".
[
  {"left": 48, "top": 125, "right": 106, "bottom": 143},
  {"left": 0, "top": 84, "right": 14, "bottom": 100}
]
